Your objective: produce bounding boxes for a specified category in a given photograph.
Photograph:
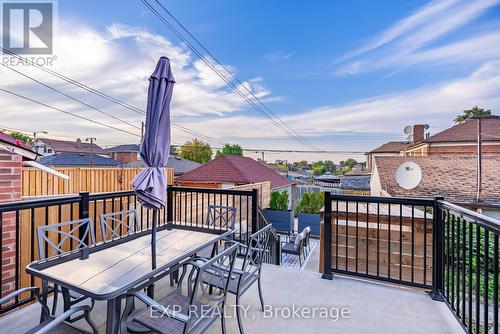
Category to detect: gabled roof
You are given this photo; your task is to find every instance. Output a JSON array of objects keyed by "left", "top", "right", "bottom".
[
  {"left": 125, "top": 156, "right": 200, "bottom": 175},
  {"left": 0, "top": 131, "right": 38, "bottom": 160},
  {"left": 369, "top": 141, "right": 412, "bottom": 154},
  {"left": 177, "top": 155, "right": 295, "bottom": 189},
  {"left": 38, "top": 153, "right": 121, "bottom": 167},
  {"left": 37, "top": 137, "right": 108, "bottom": 155},
  {"left": 424, "top": 116, "right": 500, "bottom": 143},
  {"left": 374, "top": 155, "right": 500, "bottom": 205},
  {"left": 106, "top": 144, "right": 140, "bottom": 153}
]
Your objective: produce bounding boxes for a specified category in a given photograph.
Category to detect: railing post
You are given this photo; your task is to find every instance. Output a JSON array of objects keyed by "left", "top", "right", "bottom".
[
  {"left": 78, "top": 192, "right": 90, "bottom": 247},
  {"left": 251, "top": 188, "right": 258, "bottom": 235},
  {"left": 166, "top": 187, "right": 173, "bottom": 224},
  {"left": 430, "top": 196, "right": 445, "bottom": 301},
  {"left": 322, "top": 191, "right": 333, "bottom": 280}
]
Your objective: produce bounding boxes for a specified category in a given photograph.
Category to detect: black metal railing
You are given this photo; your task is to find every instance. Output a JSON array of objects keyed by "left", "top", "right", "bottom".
[
  {"left": 0, "top": 186, "right": 272, "bottom": 313},
  {"left": 257, "top": 207, "right": 281, "bottom": 265},
  {"left": 436, "top": 200, "right": 499, "bottom": 334},
  {"left": 321, "top": 192, "right": 500, "bottom": 334}
]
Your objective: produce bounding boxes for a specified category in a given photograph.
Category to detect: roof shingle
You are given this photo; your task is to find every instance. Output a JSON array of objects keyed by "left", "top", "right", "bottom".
[
  {"left": 374, "top": 155, "right": 500, "bottom": 204},
  {"left": 369, "top": 141, "right": 412, "bottom": 154},
  {"left": 177, "top": 155, "right": 295, "bottom": 189}
]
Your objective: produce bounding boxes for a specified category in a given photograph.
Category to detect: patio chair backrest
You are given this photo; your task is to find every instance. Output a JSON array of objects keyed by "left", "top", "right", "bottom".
[
  {"left": 186, "top": 243, "right": 239, "bottom": 321},
  {"left": 205, "top": 205, "right": 237, "bottom": 230},
  {"left": 37, "top": 218, "right": 95, "bottom": 260},
  {"left": 100, "top": 209, "right": 139, "bottom": 242},
  {"left": 241, "top": 224, "right": 272, "bottom": 274}
]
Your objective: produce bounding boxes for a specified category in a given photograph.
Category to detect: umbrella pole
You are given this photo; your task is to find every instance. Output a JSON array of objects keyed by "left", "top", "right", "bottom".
[{"left": 147, "top": 209, "right": 159, "bottom": 298}]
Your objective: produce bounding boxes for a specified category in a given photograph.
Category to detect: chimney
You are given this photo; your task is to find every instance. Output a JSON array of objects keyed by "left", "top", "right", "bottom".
[{"left": 412, "top": 124, "right": 425, "bottom": 144}]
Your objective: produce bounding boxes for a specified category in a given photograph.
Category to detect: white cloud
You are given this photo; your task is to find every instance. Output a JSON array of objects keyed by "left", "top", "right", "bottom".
[
  {"left": 264, "top": 51, "right": 295, "bottom": 62},
  {"left": 0, "top": 21, "right": 276, "bottom": 146},
  {"left": 335, "top": 0, "right": 500, "bottom": 75},
  {"left": 183, "top": 60, "right": 500, "bottom": 140}
]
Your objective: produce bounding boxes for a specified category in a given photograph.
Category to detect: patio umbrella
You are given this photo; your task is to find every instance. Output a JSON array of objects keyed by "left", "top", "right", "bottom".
[{"left": 132, "top": 56, "right": 175, "bottom": 274}]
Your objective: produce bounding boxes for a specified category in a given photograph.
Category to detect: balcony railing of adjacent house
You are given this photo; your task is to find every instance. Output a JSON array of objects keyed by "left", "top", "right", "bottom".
[
  {"left": 0, "top": 186, "right": 280, "bottom": 314},
  {"left": 320, "top": 192, "right": 500, "bottom": 334}
]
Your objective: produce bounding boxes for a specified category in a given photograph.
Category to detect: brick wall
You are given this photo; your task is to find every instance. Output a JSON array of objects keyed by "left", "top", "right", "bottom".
[{"left": 0, "top": 149, "right": 22, "bottom": 298}]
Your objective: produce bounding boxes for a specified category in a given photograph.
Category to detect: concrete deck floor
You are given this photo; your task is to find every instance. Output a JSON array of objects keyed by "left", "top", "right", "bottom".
[{"left": 0, "top": 261, "right": 463, "bottom": 334}]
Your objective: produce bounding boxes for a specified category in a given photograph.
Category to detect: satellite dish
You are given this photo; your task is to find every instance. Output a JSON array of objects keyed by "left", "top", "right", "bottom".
[
  {"left": 395, "top": 162, "right": 422, "bottom": 190},
  {"left": 404, "top": 125, "right": 413, "bottom": 134},
  {"left": 424, "top": 124, "right": 430, "bottom": 130}
]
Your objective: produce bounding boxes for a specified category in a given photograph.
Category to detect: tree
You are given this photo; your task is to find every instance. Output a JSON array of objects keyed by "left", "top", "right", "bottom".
[
  {"left": 454, "top": 106, "right": 491, "bottom": 124},
  {"left": 312, "top": 164, "right": 326, "bottom": 175},
  {"left": 178, "top": 139, "right": 212, "bottom": 164},
  {"left": 215, "top": 144, "right": 243, "bottom": 157},
  {"left": 9, "top": 131, "right": 33, "bottom": 144},
  {"left": 344, "top": 158, "right": 357, "bottom": 169}
]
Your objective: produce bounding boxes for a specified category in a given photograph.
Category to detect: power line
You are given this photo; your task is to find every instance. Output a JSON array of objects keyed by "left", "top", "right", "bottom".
[
  {"left": 0, "top": 47, "right": 225, "bottom": 145},
  {"left": 153, "top": 0, "right": 319, "bottom": 150},
  {"left": 141, "top": 0, "right": 319, "bottom": 150},
  {"left": 1, "top": 63, "right": 142, "bottom": 131},
  {"left": 0, "top": 88, "right": 141, "bottom": 138}
]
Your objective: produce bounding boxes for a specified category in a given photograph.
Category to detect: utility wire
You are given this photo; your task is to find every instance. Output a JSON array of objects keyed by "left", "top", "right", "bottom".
[
  {"left": 1, "top": 63, "right": 142, "bottom": 131},
  {"left": 141, "top": 0, "right": 318, "bottom": 150},
  {"left": 0, "top": 88, "right": 141, "bottom": 137},
  {"left": 153, "top": 0, "right": 319, "bottom": 150},
  {"left": 0, "top": 47, "right": 225, "bottom": 145}
]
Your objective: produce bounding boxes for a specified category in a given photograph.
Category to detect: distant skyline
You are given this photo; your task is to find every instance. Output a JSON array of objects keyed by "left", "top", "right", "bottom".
[{"left": 1, "top": 0, "right": 500, "bottom": 163}]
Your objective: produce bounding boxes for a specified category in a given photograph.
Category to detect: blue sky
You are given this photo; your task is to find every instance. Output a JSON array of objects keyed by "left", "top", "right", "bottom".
[{"left": 2, "top": 0, "right": 500, "bottom": 162}]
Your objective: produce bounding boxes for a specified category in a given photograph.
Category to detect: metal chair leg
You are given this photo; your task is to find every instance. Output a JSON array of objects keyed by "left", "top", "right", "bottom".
[
  {"left": 257, "top": 275, "right": 265, "bottom": 311},
  {"left": 221, "top": 302, "right": 227, "bottom": 334},
  {"left": 235, "top": 294, "right": 245, "bottom": 334},
  {"left": 51, "top": 285, "right": 58, "bottom": 316}
]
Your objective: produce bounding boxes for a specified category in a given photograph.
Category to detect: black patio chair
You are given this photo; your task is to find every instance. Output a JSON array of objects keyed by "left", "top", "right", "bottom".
[
  {"left": 199, "top": 224, "right": 272, "bottom": 334},
  {"left": 99, "top": 209, "right": 139, "bottom": 242},
  {"left": 37, "top": 219, "right": 96, "bottom": 321},
  {"left": 0, "top": 287, "right": 98, "bottom": 334},
  {"left": 196, "top": 205, "right": 238, "bottom": 258},
  {"left": 281, "top": 231, "right": 306, "bottom": 267},
  {"left": 288, "top": 226, "right": 311, "bottom": 256},
  {"left": 121, "top": 243, "right": 239, "bottom": 334}
]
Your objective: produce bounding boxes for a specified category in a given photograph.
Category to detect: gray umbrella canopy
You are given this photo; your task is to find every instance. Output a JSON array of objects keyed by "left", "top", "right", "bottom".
[{"left": 132, "top": 57, "right": 175, "bottom": 210}]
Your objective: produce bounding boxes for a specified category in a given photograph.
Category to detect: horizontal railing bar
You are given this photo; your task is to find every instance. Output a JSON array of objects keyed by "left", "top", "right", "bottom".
[
  {"left": 169, "top": 186, "right": 254, "bottom": 196},
  {"left": 0, "top": 196, "right": 81, "bottom": 212},
  {"left": 438, "top": 200, "right": 500, "bottom": 233},
  {"left": 330, "top": 194, "right": 435, "bottom": 206}
]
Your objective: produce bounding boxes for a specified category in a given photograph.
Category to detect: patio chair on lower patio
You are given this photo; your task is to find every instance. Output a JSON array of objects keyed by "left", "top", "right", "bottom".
[
  {"left": 196, "top": 205, "right": 238, "bottom": 258},
  {"left": 0, "top": 287, "right": 98, "bottom": 334},
  {"left": 37, "top": 219, "right": 96, "bottom": 320},
  {"left": 288, "top": 226, "right": 311, "bottom": 256},
  {"left": 281, "top": 230, "right": 306, "bottom": 266},
  {"left": 121, "top": 243, "right": 239, "bottom": 334},
  {"left": 199, "top": 224, "right": 272, "bottom": 334}
]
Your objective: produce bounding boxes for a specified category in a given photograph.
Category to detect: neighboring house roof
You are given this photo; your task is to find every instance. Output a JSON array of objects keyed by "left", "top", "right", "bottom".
[
  {"left": 340, "top": 175, "right": 371, "bottom": 190},
  {"left": 424, "top": 116, "right": 500, "bottom": 143},
  {"left": 106, "top": 144, "right": 141, "bottom": 153},
  {"left": 343, "top": 168, "right": 371, "bottom": 176},
  {"left": 37, "top": 138, "right": 108, "bottom": 155},
  {"left": 177, "top": 155, "right": 295, "bottom": 189},
  {"left": 369, "top": 141, "right": 412, "bottom": 154},
  {"left": 125, "top": 156, "right": 200, "bottom": 175},
  {"left": 314, "top": 172, "right": 340, "bottom": 181},
  {"left": 38, "top": 153, "right": 121, "bottom": 167},
  {"left": 374, "top": 155, "right": 500, "bottom": 205},
  {"left": 0, "top": 131, "right": 38, "bottom": 160}
]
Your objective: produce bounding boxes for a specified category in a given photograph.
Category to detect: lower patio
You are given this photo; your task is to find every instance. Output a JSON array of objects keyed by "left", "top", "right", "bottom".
[{"left": 0, "top": 262, "right": 463, "bottom": 334}]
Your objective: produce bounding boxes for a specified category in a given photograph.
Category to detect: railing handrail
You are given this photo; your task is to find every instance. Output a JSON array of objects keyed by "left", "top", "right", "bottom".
[
  {"left": 437, "top": 199, "right": 500, "bottom": 233},
  {"left": 169, "top": 185, "right": 255, "bottom": 196},
  {"left": 0, "top": 195, "right": 81, "bottom": 212},
  {"left": 330, "top": 194, "right": 435, "bottom": 206}
]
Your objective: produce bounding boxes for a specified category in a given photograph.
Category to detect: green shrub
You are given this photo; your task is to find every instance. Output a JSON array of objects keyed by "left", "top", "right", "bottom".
[
  {"left": 269, "top": 190, "right": 289, "bottom": 211},
  {"left": 295, "top": 191, "right": 324, "bottom": 216}
]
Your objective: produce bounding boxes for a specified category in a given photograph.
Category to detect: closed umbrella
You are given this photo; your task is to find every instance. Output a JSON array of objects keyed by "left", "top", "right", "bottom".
[{"left": 132, "top": 56, "right": 175, "bottom": 277}]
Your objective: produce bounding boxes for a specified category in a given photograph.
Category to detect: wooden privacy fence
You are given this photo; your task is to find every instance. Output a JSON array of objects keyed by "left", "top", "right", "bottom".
[
  {"left": 320, "top": 194, "right": 435, "bottom": 288},
  {"left": 21, "top": 167, "right": 174, "bottom": 197}
]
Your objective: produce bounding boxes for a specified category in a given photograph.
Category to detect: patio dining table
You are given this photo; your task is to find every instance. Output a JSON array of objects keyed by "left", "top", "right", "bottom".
[{"left": 26, "top": 225, "right": 233, "bottom": 334}]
